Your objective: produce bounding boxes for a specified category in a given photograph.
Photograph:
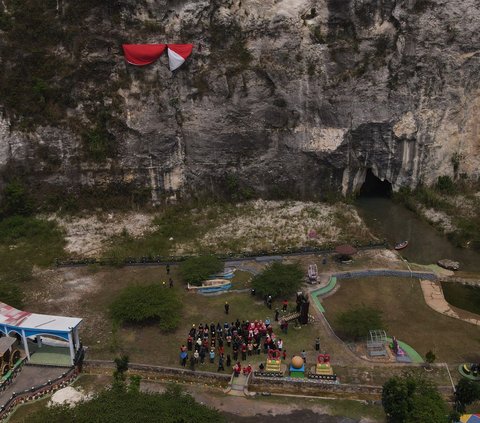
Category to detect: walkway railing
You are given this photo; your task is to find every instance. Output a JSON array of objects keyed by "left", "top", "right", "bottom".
[
  {"left": 0, "top": 358, "right": 27, "bottom": 394},
  {"left": 55, "top": 242, "right": 388, "bottom": 267},
  {"left": 0, "top": 366, "right": 78, "bottom": 421}
]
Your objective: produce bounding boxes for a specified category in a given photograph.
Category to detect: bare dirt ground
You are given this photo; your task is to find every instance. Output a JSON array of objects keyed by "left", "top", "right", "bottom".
[{"left": 48, "top": 212, "right": 155, "bottom": 257}]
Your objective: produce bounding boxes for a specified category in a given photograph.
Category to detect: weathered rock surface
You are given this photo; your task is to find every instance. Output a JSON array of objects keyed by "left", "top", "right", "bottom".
[
  {"left": 0, "top": 0, "right": 479, "bottom": 202},
  {"left": 437, "top": 259, "right": 460, "bottom": 271}
]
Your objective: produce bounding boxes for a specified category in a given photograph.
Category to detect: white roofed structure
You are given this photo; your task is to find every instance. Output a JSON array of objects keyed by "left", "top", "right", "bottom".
[{"left": 0, "top": 302, "right": 82, "bottom": 365}]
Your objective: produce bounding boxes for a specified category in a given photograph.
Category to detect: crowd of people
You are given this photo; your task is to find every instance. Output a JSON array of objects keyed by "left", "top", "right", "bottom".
[{"left": 179, "top": 317, "right": 287, "bottom": 373}]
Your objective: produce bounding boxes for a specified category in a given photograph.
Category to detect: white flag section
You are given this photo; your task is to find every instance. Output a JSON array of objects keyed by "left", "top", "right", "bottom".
[
  {"left": 168, "top": 48, "right": 186, "bottom": 71},
  {"left": 167, "top": 44, "right": 193, "bottom": 71}
]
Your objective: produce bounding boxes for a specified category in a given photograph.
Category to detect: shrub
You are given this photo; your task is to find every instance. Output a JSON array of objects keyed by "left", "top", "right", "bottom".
[
  {"left": 1, "top": 180, "right": 33, "bottom": 216},
  {"left": 110, "top": 284, "right": 182, "bottom": 332},
  {"left": 335, "top": 305, "right": 385, "bottom": 341},
  {"left": 435, "top": 175, "right": 455, "bottom": 195},
  {"left": 28, "top": 383, "right": 225, "bottom": 423},
  {"left": 180, "top": 255, "right": 223, "bottom": 286},
  {"left": 0, "top": 283, "right": 23, "bottom": 308},
  {"left": 251, "top": 262, "right": 303, "bottom": 298}
]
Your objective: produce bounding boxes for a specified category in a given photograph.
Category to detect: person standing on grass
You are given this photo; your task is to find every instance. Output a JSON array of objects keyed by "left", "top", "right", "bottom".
[
  {"left": 282, "top": 350, "right": 287, "bottom": 361},
  {"left": 226, "top": 354, "right": 231, "bottom": 368},
  {"left": 218, "top": 355, "right": 225, "bottom": 372},
  {"left": 193, "top": 350, "right": 199, "bottom": 363},
  {"left": 224, "top": 301, "right": 229, "bottom": 315},
  {"left": 241, "top": 343, "right": 247, "bottom": 361},
  {"left": 282, "top": 299, "right": 288, "bottom": 312},
  {"left": 315, "top": 337, "right": 320, "bottom": 351},
  {"left": 301, "top": 349, "right": 306, "bottom": 363},
  {"left": 169, "top": 277, "right": 174, "bottom": 288},
  {"left": 209, "top": 348, "right": 215, "bottom": 363},
  {"left": 274, "top": 308, "right": 280, "bottom": 321},
  {"left": 166, "top": 264, "right": 170, "bottom": 274},
  {"left": 189, "top": 356, "right": 195, "bottom": 371}
]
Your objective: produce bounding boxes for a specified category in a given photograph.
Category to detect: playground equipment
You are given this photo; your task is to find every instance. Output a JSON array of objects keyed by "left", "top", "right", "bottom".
[
  {"left": 208, "top": 267, "right": 236, "bottom": 280},
  {"left": 0, "top": 337, "right": 21, "bottom": 375},
  {"left": 289, "top": 355, "right": 305, "bottom": 378},
  {"left": 459, "top": 363, "right": 480, "bottom": 381},
  {"left": 264, "top": 349, "right": 283, "bottom": 377},
  {"left": 367, "top": 330, "right": 388, "bottom": 357},
  {"left": 307, "top": 264, "right": 318, "bottom": 284},
  {"left": 187, "top": 279, "right": 231, "bottom": 293},
  {"left": 308, "top": 353, "right": 337, "bottom": 381},
  {"left": 390, "top": 336, "right": 411, "bottom": 363}
]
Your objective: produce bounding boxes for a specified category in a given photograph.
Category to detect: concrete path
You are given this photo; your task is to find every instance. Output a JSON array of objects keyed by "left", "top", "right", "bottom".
[
  {"left": 0, "top": 365, "right": 67, "bottom": 407},
  {"left": 420, "top": 280, "right": 480, "bottom": 326}
]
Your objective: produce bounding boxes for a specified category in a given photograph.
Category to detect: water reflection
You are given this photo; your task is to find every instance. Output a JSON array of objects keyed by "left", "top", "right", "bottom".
[{"left": 356, "top": 197, "right": 480, "bottom": 272}]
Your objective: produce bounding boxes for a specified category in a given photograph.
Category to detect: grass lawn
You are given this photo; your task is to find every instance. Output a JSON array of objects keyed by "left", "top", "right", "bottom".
[
  {"left": 43, "top": 265, "right": 320, "bottom": 371},
  {"left": 322, "top": 277, "right": 480, "bottom": 363},
  {"left": 441, "top": 282, "right": 480, "bottom": 315}
]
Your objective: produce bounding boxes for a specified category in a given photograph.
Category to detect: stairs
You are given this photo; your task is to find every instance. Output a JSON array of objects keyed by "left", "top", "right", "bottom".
[{"left": 225, "top": 373, "right": 252, "bottom": 397}]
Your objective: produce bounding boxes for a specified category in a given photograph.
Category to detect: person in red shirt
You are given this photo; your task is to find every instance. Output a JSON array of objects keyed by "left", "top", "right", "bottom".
[
  {"left": 282, "top": 299, "right": 288, "bottom": 312},
  {"left": 282, "top": 350, "right": 287, "bottom": 361},
  {"left": 243, "top": 363, "right": 252, "bottom": 375},
  {"left": 233, "top": 362, "right": 242, "bottom": 377}
]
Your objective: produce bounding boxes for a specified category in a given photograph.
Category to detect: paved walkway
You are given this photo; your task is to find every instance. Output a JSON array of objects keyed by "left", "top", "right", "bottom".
[
  {"left": 0, "top": 365, "right": 66, "bottom": 407},
  {"left": 420, "top": 280, "right": 480, "bottom": 326}
]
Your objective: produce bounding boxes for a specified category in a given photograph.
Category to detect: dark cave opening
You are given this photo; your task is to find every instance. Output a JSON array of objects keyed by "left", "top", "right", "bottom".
[{"left": 359, "top": 168, "right": 392, "bottom": 197}]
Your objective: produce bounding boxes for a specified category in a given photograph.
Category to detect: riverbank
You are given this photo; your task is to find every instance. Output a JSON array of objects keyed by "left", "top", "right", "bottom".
[{"left": 392, "top": 181, "right": 480, "bottom": 251}]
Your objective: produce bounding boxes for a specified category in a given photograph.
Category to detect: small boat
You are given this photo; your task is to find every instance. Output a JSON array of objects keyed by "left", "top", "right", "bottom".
[{"left": 394, "top": 241, "right": 408, "bottom": 250}]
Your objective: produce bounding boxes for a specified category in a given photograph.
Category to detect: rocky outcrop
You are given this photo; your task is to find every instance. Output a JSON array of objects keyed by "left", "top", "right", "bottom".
[{"left": 0, "top": 0, "right": 479, "bottom": 203}]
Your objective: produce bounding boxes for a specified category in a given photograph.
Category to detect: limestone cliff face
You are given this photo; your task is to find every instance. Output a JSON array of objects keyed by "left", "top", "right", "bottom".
[{"left": 0, "top": 0, "right": 479, "bottom": 202}]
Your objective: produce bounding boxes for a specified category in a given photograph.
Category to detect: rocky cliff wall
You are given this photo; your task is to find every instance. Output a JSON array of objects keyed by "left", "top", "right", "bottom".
[{"left": 0, "top": 0, "right": 479, "bottom": 204}]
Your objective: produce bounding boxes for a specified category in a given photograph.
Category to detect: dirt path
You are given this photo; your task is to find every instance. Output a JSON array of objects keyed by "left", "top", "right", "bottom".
[{"left": 420, "top": 280, "right": 480, "bottom": 326}]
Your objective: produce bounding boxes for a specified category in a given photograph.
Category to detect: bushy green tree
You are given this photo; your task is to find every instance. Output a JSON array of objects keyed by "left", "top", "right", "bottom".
[
  {"left": 382, "top": 373, "right": 449, "bottom": 423},
  {"left": 251, "top": 262, "right": 303, "bottom": 298},
  {"left": 455, "top": 378, "right": 480, "bottom": 413},
  {"left": 110, "top": 284, "right": 182, "bottom": 332},
  {"left": 335, "top": 305, "right": 385, "bottom": 341},
  {"left": 27, "top": 384, "right": 225, "bottom": 423},
  {"left": 180, "top": 255, "right": 223, "bottom": 286}
]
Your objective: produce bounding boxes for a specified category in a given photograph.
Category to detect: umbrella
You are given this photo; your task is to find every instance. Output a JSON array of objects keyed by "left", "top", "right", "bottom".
[{"left": 335, "top": 244, "right": 358, "bottom": 256}]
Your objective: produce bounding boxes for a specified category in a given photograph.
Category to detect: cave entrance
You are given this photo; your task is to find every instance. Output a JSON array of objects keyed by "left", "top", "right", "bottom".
[{"left": 359, "top": 168, "right": 392, "bottom": 197}]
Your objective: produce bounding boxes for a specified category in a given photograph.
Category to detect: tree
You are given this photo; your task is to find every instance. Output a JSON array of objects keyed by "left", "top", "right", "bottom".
[
  {"left": 180, "top": 255, "right": 223, "bottom": 286},
  {"left": 113, "top": 354, "right": 129, "bottom": 382},
  {"left": 110, "top": 284, "right": 182, "bottom": 332},
  {"left": 251, "top": 262, "right": 303, "bottom": 298},
  {"left": 382, "top": 373, "right": 449, "bottom": 423},
  {"left": 335, "top": 305, "right": 385, "bottom": 341},
  {"left": 455, "top": 378, "right": 480, "bottom": 413},
  {"left": 425, "top": 350, "right": 436, "bottom": 364},
  {"left": 27, "top": 383, "right": 225, "bottom": 423}
]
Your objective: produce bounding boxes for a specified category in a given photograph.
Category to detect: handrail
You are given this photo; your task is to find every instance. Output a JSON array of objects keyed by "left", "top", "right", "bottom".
[
  {"left": 0, "top": 366, "right": 78, "bottom": 421},
  {"left": 55, "top": 242, "right": 388, "bottom": 268}
]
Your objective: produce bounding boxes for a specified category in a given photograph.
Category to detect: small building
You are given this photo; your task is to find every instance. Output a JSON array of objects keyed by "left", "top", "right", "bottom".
[{"left": 0, "top": 302, "right": 82, "bottom": 366}]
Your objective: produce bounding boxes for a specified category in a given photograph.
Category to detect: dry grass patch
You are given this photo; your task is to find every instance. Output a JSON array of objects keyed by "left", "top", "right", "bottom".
[{"left": 323, "top": 277, "right": 480, "bottom": 363}]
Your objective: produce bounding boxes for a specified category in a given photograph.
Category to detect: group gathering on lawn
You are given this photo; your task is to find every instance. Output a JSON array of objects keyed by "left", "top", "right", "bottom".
[{"left": 179, "top": 312, "right": 289, "bottom": 374}]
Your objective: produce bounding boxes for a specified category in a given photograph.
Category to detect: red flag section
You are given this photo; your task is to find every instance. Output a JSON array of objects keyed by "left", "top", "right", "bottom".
[
  {"left": 167, "top": 44, "right": 194, "bottom": 71},
  {"left": 122, "top": 44, "right": 166, "bottom": 66}
]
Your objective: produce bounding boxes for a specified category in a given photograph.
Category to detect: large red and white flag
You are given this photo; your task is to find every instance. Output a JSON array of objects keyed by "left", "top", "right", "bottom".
[
  {"left": 122, "top": 44, "right": 166, "bottom": 66},
  {"left": 167, "top": 44, "right": 193, "bottom": 71}
]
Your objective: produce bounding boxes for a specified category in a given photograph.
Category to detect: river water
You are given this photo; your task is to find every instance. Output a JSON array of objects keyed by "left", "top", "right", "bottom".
[{"left": 355, "top": 197, "right": 480, "bottom": 272}]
